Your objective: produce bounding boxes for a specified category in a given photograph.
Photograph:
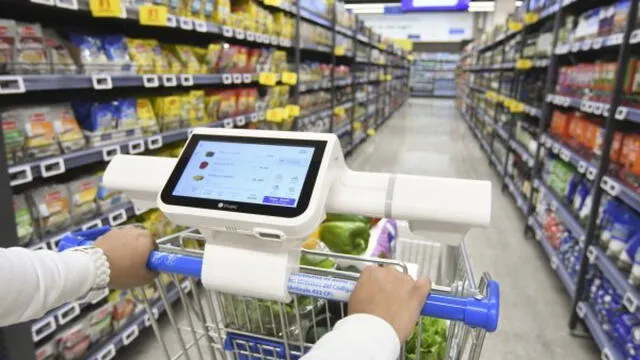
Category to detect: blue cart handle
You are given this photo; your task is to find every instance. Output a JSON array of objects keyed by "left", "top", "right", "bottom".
[{"left": 59, "top": 227, "right": 499, "bottom": 332}]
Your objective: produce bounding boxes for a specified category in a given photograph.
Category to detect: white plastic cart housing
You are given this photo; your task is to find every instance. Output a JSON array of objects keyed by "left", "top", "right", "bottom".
[{"left": 104, "top": 128, "right": 491, "bottom": 301}]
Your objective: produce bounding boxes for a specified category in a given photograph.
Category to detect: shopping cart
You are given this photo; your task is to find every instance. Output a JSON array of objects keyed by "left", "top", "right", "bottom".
[{"left": 60, "top": 224, "right": 499, "bottom": 360}]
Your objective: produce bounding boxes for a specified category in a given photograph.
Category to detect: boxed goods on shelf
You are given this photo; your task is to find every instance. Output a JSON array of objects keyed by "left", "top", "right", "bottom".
[{"left": 13, "top": 194, "right": 35, "bottom": 246}]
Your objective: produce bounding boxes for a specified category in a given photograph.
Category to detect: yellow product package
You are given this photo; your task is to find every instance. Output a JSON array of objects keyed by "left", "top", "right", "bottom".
[
  {"left": 52, "top": 104, "right": 86, "bottom": 153},
  {"left": 204, "top": 43, "right": 222, "bottom": 73},
  {"left": 153, "top": 95, "right": 183, "bottom": 131},
  {"left": 213, "top": 0, "right": 231, "bottom": 25},
  {"left": 68, "top": 175, "right": 99, "bottom": 223},
  {"left": 205, "top": 92, "right": 221, "bottom": 123},
  {"left": 29, "top": 184, "right": 72, "bottom": 235},
  {"left": 203, "top": 0, "right": 215, "bottom": 20},
  {"left": 170, "top": 45, "right": 203, "bottom": 74},
  {"left": 186, "top": 0, "right": 205, "bottom": 19},
  {"left": 136, "top": 98, "right": 160, "bottom": 134},
  {"left": 189, "top": 91, "right": 207, "bottom": 126},
  {"left": 126, "top": 38, "right": 155, "bottom": 74}
]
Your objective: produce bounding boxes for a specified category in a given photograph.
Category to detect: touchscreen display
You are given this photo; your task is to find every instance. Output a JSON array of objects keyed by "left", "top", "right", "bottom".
[{"left": 171, "top": 140, "right": 316, "bottom": 208}]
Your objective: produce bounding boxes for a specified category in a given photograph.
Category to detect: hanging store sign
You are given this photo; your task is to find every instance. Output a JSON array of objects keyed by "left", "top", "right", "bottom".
[{"left": 401, "top": 0, "right": 470, "bottom": 12}]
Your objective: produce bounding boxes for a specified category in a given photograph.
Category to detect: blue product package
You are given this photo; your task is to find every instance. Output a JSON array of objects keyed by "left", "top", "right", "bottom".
[
  {"left": 82, "top": 102, "right": 117, "bottom": 132},
  {"left": 566, "top": 173, "right": 581, "bottom": 205},
  {"left": 68, "top": 33, "right": 108, "bottom": 67},
  {"left": 101, "top": 35, "right": 130, "bottom": 62},
  {"left": 572, "top": 179, "right": 590, "bottom": 213},
  {"left": 605, "top": 202, "right": 638, "bottom": 259},
  {"left": 114, "top": 98, "right": 139, "bottom": 130}
]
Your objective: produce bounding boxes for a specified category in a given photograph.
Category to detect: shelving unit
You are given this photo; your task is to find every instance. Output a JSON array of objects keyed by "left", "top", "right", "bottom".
[
  {"left": 411, "top": 52, "right": 459, "bottom": 98},
  {"left": 0, "top": 0, "right": 410, "bottom": 358},
  {"left": 457, "top": 0, "right": 640, "bottom": 358}
]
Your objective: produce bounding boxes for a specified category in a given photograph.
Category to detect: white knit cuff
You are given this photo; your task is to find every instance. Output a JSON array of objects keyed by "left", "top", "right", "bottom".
[{"left": 71, "top": 246, "right": 111, "bottom": 290}]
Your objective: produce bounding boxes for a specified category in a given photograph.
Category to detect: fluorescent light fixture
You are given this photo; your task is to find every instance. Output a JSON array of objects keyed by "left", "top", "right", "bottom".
[
  {"left": 468, "top": 0, "right": 522, "bottom": 11},
  {"left": 344, "top": 1, "right": 522, "bottom": 13}
]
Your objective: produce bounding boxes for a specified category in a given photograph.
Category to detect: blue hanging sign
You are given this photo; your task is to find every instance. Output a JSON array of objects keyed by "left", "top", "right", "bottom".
[{"left": 401, "top": 0, "right": 470, "bottom": 12}]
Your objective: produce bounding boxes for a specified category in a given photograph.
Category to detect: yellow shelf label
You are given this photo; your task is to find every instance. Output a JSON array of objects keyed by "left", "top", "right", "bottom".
[
  {"left": 334, "top": 46, "right": 345, "bottom": 56},
  {"left": 367, "top": 128, "right": 376, "bottom": 136},
  {"left": 334, "top": 107, "right": 346, "bottom": 116},
  {"left": 353, "top": 121, "right": 362, "bottom": 131},
  {"left": 259, "top": 72, "right": 277, "bottom": 86},
  {"left": 385, "top": 74, "right": 392, "bottom": 81},
  {"left": 504, "top": 98, "right": 514, "bottom": 108},
  {"left": 379, "top": 44, "right": 386, "bottom": 50},
  {"left": 515, "top": 58, "right": 533, "bottom": 70},
  {"left": 281, "top": 72, "right": 297, "bottom": 85},
  {"left": 523, "top": 12, "right": 539, "bottom": 25},
  {"left": 138, "top": 4, "right": 168, "bottom": 26},
  {"left": 264, "top": 0, "right": 282, "bottom": 6},
  {"left": 507, "top": 20, "right": 523, "bottom": 32},
  {"left": 407, "top": 55, "right": 414, "bottom": 61},
  {"left": 485, "top": 91, "right": 497, "bottom": 101},
  {"left": 89, "top": 0, "right": 123, "bottom": 17},
  {"left": 266, "top": 108, "right": 284, "bottom": 122},
  {"left": 511, "top": 102, "right": 525, "bottom": 113},
  {"left": 285, "top": 104, "right": 300, "bottom": 117}
]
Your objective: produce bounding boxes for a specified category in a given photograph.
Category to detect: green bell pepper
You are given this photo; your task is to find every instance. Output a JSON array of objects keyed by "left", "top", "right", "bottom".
[
  {"left": 325, "top": 213, "right": 372, "bottom": 227},
  {"left": 319, "top": 221, "right": 369, "bottom": 255}
]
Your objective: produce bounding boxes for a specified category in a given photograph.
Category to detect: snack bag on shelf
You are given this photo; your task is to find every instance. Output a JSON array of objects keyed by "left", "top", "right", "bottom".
[
  {"left": 13, "top": 194, "right": 34, "bottom": 246},
  {"left": 20, "top": 107, "right": 62, "bottom": 159},
  {"left": 153, "top": 95, "right": 184, "bottom": 130},
  {"left": 213, "top": 0, "right": 231, "bottom": 25},
  {"left": 101, "top": 35, "right": 134, "bottom": 74},
  {"left": 109, "top": 289, "right": 140, "bottom": 330},
  {"left": 114, "top": 98, "right": 141, "bottom": 130},
  {"left": 205, "top": 91, "right": 221, "bottom": 122},
  {"left": 126, "top": 38, "right": 155, "bottom": 74},
  {"left": 203, "top": 0, "right": 215, "bottom": 20},
  {"left": 203, "top": 43, "right": 222, "bottom": 73},
  {"left": 1, "top": 108, "right": 26, "bottom": 165},
  {"left": 29, "top": 184, "right": 72, "bottom": 236},
  {"left": 68, "top": 175, "right": 99, "bottom": 224},
  {"left": 218, "top": 44, "right": 238, "bottom": 73},
  {"left": 136, "top": 98, "right": 160, "bottom": 134},
  {"left": 602, "top": 200, "right": 639, "bottom": 259},
  {"left": 160, "top": 45, "right": 184, "bottom": 74},
  {"left": 96, "top": 171, "right": 130, "bottom": 212},
  {"left": 15, "top": 22, "right": 48, "bottom": 74},
  {"left": 51, "top": 104, "right": 86, "bottom": 153},
  {"left": 0, "top": 19, "right": 17, "bottom": 74},
  {"left": 72, "top": 100, "right": 117, "bottom": 133},
  {"left": 44, "top": 30, "right": 77, "bottom": 74},
  {"left": 620, "top": 133, "right": 640, "bottom": 178},
  {"left": 68, "top": 33, "right": 110, "bottom": 74},
  {"left": 56, "top": 303, "right": 114, "bottom": 360},
  {"left": 218, "top": 90, "right": 238, "bottom": 119},
  {"left": 188, "top": 90, "right": 208, "bottom": 126},
  {"left": 170, "top": 45, "right": 203, "bottom": 74}
]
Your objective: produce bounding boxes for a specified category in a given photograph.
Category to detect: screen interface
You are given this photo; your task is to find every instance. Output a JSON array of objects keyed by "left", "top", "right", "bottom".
[{"left": 171, "top": 140, "right": 316, "bottom": 208}]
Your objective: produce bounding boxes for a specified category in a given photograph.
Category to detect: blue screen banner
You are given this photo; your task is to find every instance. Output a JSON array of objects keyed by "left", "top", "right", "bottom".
[{"left": 401, "top": 0, "right": 470, "bottom": 12}]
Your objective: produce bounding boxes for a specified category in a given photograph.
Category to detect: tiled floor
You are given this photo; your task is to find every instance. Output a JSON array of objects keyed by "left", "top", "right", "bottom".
[{"left": 119, "top": 98, "right": 599, "bottom": 359}]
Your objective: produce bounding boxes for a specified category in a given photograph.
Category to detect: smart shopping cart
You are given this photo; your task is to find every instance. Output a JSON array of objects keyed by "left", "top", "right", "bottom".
[{"left": 60, "top": 127, "right": 500, "bottom": 360}]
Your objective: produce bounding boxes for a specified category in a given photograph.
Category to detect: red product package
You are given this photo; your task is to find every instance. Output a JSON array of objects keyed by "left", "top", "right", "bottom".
[
  {"left": 218, "top": 44, "right": 237, "bottom": 73},
  {"left": 550, "top": 110, "right": 572, "bottom": 139},
  {"left": 247, "top": 48, "right": 261, "bottom": 73},
  {"left": 620, "top": 134, "right": 640, "bottom": 176},
  {"left": 218, "top": 90, "right": 238, "bottom": 119}
]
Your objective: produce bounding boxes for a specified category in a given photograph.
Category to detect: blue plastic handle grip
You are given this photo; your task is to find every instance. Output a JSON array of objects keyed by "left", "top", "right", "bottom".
[{"left": 59, "top": 227, "right": 500, "bottom": 332}]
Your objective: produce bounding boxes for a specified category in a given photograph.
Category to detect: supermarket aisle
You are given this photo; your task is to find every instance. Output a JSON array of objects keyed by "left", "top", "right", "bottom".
[
  {"left": 120, "top": 98, "right": 599, "bottom": 360},
  {"left": 348, "top": 98, "right": 598, "bottom": 359}
]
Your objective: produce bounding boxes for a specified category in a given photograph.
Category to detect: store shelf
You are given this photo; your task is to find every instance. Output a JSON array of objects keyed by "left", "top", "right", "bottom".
[
  {"left": 333, "top": 123, "right": 351, "bottom": 137},
  {"left": 509, "top": 139, "right": 535, "bottom": 168},
  {"left": 554, "top": 30, "right": 640, "bottom": 55},
  {"left": 577, "top": 302, "right": 624, "bottom": 360},
  {"left": 601, "top": 175, "right": 640, "bottom": 216},
  {"left": 534, "top": 179, "right": 586, "bottom": 241},
  {"left": 301, "top": 43, "right": 332, "bottom": 54},
  {"left": 83, "top": 280, "right": 192, "bottom": 360},
  {"left": 587, "top": 246, "right": 640, "bottom": 315},
  {"left": 530, "top": 218, "right": 577, "bottom": 297},
  {"left": 540, "top": 134, "right": 598, "bottom": 175},
  {"left": 8, "top": 110, "right": 266, "bottom": 187},
  {"left": 505, "top": 176, "right": 528, "bottom": 215}
]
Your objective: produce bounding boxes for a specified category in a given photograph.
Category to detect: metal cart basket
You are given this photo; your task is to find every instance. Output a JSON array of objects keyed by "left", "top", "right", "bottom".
[{"left": 60, "top": 224, "right": 499, "bottom": 360}]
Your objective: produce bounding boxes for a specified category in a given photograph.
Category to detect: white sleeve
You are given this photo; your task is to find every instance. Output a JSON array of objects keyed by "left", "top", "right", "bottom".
[
  {"left": 0, "top": 247, "right": 96, "bottom": 327},
  {"left": 301, "top": 313, "right": 401, "bottom": 360}
]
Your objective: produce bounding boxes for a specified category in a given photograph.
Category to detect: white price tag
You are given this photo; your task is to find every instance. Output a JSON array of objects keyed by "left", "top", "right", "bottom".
[
  {"left": 102, "top": 145, "right": 120, "bottom": 161},
  {"left": 91, "top": 74, "right": 112, "bottom": 90},
  {"left": 147, "top": 135, "right": 163, "bottom": 149},
  {"left": 179, "top": 17, "right": 194, "bottom": 30},
  {"left": 235, "top": 115, "right": 246, "bottom": 126},
  {"left": 108, "top": 208, "right": 128, "bottom": 226},
  {"left": 232, "top": 74, "right": 242, "bottom": 84},
  {"left": 234, "top": 28, "right": 245, "bottom": 39},
  {"left": 40, "top": 157, "right": 66, "bottom": 178},
  {"left": 623, "top": 292, "right": 639, "bottom": 313},
  {"left": 551, "top": 144, "right": 559, "bottom": 154},
  {"left": 32, "top": 317, "right": 56, "bottom": 342},
  {"left": 194, "top": 20, "right": 207, "bottom": 32},
  {"left": 259, "top": 111, "right": 266, "bottom": 121},
  {"left": 56, "top": 303, "right": 81, "bottom": 325},
  {"left": 570, "top": 42, "right": 581, "bottom": 53},
  {"left": 0, "top": 75, "right": 26, "bottom": 94},
  {"left": 180, "top": 74, "right": 194, "bottom": 86},
  {"left": 631, "top": 29, "right": 640, "bottom": 44},
  {"left": 577, "top": 161, "right": 587, "bottom": 173},
  {"left": 55, "top": 0, "right": 78, "bottom": 9},
  {"left": 586, "top": 167, "right": 596, "bottom": 180},
  {"left": 246, "top": 31, "right": 255, "bottom": 41},
  {"left": 608, "top": 33, "right": 624, "bottom": 45},
  {"left": 580, "top": 39, "right": 592, "bottom": 51},
  {"left": 222, "top": 74, "right": 232, "bottom": 84},
  {"left": 603, "top": 104, "right": 611, "bottom": 117},
  {"left": 223, "top": 118, "right": 234, "bottom": 128},
  {"left": 142, "top": 74, "right": 159, "bottom": 88},
  {"left": 162, "top": 74, "right": 177, "bottom": 87},
  {"left": 586, "top": 246, "right": 597, "bottom": 263},
  {"left": 242, "top": 73, "right": 252, "bottom": 83},
  {"left": 576, "top": 302, "right": 586, "bottom": 319},
  {"left": 222, "top": 26, "right": 233, "bottom": 37},
  {"left": 31, "top": 0, "right": 55, "bottom": 4},
  {"left": 122, "top": 326, "right": 140, "bottom": 345},
  {"left": 97, "top": 344, "right": 116, "bottom": 360},
  {"left": 592, "top": 37, "right": 603, "bottom": 49},
  {"left": 29, "top": 242, "right": 47, "bottom": 251},
  {"left": 250, "top": 113, "right": 258, "bottom": 122},
  {"left": 593, "top": 103, "right": 603, "bottom": 115},
  {"left": 166, "top": 14, "right": 177, "bottom": 27},
  {"left": 615, "top": 106, "right": 629, "bottom": 120},
  {"left": 82, "top": 219, "right": 103, "bottom": 231},
  {"left": 270, "top": 35, "right": 279, "bottom": 45},
  {"left": 9, "top": 164, "right": 33, "bottom": 186}
]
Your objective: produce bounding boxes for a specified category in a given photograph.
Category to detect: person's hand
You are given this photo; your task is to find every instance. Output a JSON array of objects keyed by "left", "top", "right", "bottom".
[
  {"left": 348, "top": 266, "right": 431, "bottom": 342},
  {"left": 94, "top": 226, "right": 157, "bottom": 289}
]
